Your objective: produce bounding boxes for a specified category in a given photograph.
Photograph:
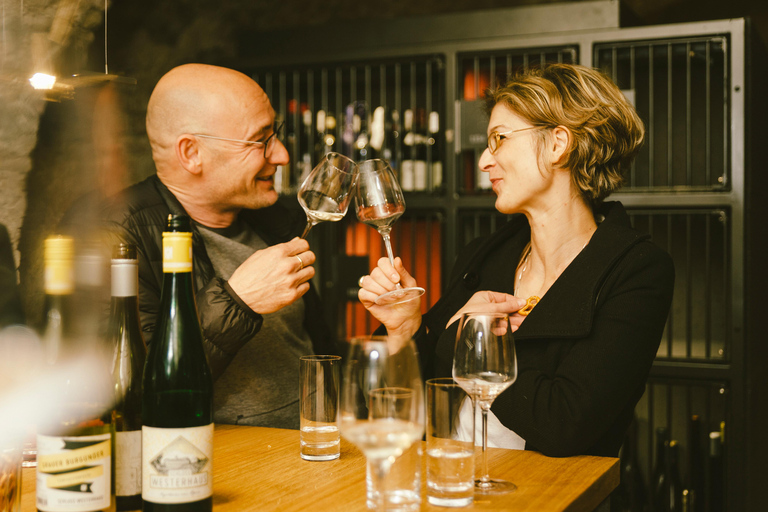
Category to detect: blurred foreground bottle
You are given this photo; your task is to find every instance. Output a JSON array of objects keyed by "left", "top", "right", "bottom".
[
  {"left": 36, "top": 236, "right": 116, "bottom": 512},
  {"left": 142, "top": 215, "right": 213, "bottom": 512},
  {"left": 108, "top": 244, "right": 146, "bottom": 511}
]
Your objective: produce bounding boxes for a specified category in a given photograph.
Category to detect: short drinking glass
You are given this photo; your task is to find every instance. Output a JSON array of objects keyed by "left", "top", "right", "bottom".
[
  {"left": 426, "top": 378, "right": 474, "bottom": 508},
  {"left": 299, "top": 355, "right": 342, "bottom": 461}
]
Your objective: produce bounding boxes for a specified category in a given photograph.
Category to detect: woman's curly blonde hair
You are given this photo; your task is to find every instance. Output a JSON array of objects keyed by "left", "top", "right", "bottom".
[{"left": 485, "top": 63, "right": 644, "bottom": 207}]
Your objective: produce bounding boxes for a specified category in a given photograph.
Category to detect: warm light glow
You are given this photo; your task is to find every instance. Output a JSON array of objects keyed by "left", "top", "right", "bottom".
[{"left": 29, "top": 72, "right": 57, "bottom": 90}]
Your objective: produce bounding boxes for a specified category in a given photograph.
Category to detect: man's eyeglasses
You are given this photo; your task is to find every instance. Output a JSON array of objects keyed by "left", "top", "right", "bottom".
[
  {"left": 193, "top": 121, "right": 284, "bottom": 159},
  {"left": 487, "top": 126, "right": 541, "bottom": 154}
]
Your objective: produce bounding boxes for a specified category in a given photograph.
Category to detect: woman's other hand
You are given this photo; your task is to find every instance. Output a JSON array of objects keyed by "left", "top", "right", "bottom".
[
  {"left": 446, "top": 291, "right": 528, "bottom": 331},
  {"left": 358, "top": 257, "right": 423, "bottom": 339}
]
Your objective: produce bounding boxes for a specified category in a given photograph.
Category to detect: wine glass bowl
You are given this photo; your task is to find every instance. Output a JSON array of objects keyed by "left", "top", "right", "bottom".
[
  {"left": 452, "top": 312, "right": 518, "bottom": 495},
  {"left": 355, "top": 159, "right": 425, "bottom": 306},
  {"left": 340, "top": 336, "right": 424, "bottom": 511},
  {"left": 297, "top": 152, "right": 358, "bottom": 238}
]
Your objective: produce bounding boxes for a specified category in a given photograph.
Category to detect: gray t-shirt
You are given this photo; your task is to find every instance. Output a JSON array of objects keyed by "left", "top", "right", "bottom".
[{"left": 198, "top": 218, "right": 314, "bottom": 429}]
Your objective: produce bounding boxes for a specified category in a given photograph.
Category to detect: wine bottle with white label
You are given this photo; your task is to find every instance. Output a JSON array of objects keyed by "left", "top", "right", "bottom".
[
  {"left": 36, "top": 236, "right": 116, "bottom": 512},
  {"left": 142, "top": 215, "right": 213, "bottom": 512},
  {"left": 108, "top": 243, "right": 146, "bottom": 511}
]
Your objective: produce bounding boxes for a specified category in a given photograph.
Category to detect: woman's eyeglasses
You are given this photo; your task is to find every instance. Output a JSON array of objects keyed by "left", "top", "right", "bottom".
[{"left": 487, "top": 126, "right": 541, "bottom": 154}]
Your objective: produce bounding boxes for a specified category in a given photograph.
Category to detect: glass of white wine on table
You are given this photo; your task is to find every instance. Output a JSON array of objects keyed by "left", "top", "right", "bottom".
[
  {"left": 340, "top": 336, "right": 425, "bottom": 512},
  {"left": 453, "top": 312, "right": 518, "bottom": 495},
  {"left": 354, "top": 159, "right": 425, "bottom": 306},
  {"left": 298, "top": 152, "right": 359, "bottom": 238}
]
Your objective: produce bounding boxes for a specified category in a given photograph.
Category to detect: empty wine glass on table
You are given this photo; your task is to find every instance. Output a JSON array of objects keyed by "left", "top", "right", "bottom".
[
  {"left": 298, "top": 152, "right": 359, "bottom": 238},
  {"left": 452, "top": 312, "right": 518, "bottom": 495},
  {"left": 340, "top": 336, "right": 425, "bottom": 511},
  {"left": 355, "top": 159, "right": 425, "bottom": 306}
]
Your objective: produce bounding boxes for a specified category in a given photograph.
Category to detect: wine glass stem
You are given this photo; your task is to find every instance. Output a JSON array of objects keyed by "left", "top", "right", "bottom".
[
  {"left": 301, "top": 220, "right": 314, "bottom": 239},
  {"left": 370, "top": 457, "right": 391, "bottom": 512},
  {"left": 480, "top": 402, "right": 491, "bottom": 483},
  {"left": 378, "top": 229, "right": 403, "bottom": 290}
]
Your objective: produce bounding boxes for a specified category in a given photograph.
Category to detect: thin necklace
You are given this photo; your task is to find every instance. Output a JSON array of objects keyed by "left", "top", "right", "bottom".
[
  {"left": 516, "top": 239, "right": 589, "bottom": 316},
  {"left": 515, "top": 242, "right": 538, "bottom": 315}
]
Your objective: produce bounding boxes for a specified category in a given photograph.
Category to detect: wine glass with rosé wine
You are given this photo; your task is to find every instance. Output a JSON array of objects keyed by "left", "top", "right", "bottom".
[{"left": 354, "top": 159, "right": 425, "bottom": 306}]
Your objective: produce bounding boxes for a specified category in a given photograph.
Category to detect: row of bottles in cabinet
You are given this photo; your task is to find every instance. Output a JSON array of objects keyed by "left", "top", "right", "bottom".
[
  {"left": 275, "top": 100, "right": 446, "bottom": 194},
  {"left": 614, "top": 416, "right": 725, "bottom": 512}
]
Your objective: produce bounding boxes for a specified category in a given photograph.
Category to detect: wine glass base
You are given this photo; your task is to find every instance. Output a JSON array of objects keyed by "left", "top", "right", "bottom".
[
  {"left": 374, "top": 287, "right": 425, "bottom": 306},
  {"left": 474, "top": 479, "right": 517, "bottom": 495}
]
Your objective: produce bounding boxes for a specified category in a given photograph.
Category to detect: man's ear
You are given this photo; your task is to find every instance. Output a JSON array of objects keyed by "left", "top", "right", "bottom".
[
  {"left": 550, "top": 125, "right": 571, "bottom": 166},
  {"left": 176, "top": 134, "right": 203, "bottom": 176}
]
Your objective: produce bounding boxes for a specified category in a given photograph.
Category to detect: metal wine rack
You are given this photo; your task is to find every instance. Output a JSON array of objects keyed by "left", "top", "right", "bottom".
[
  {"left": 595, "top": 36, "right": 729, "bottom": 191},
  {"left": 252, "top": 55, "right": 446, "bottom": 195}
]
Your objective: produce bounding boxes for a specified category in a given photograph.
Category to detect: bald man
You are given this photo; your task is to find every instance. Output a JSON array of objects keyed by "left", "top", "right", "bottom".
[{"left": 96, "top": 64, "right": 337, "bottom": 429}]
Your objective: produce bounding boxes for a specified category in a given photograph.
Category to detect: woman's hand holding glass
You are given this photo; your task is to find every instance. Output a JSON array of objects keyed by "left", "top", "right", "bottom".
[{"left": 358, "top": 256, "right": 423, "bottom": 339}]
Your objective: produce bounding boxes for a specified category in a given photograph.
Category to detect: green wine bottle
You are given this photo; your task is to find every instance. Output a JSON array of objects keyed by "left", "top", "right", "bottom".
[
  {"left": 142, "top": 215, "right": 213, "bottom": 512},
  {"left": 109, "top": 243, "right": 146, "bottom": 511},
  {"left": 37, "top": 236, "right": 116, "bottom": 512}
]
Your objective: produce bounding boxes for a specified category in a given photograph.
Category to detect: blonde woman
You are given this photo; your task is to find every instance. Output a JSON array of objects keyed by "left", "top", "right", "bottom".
[{"left": 359, "top": 63, "right": 674, "bottom": 457}]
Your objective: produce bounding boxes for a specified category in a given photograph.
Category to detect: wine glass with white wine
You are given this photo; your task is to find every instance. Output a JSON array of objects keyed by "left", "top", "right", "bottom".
[
  {"left": 354, "top": 159, "right": 425, "bottom": 306},
  {"left": 452, "top": 312, "right": 518, "bottom": 495},
  {"left": 297, "top": 152, "right": 359, "bottom": 238},
  {"left": 340, "top": 336, "right": 424, "bottom": 511}
]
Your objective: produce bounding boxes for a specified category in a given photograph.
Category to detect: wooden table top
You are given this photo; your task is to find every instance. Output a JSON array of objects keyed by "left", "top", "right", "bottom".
[{"left": 20, "top": 424, "right": 618, "bottom": 511}]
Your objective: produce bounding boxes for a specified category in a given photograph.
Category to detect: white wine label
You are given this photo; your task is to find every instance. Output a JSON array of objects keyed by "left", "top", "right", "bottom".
[
  {"left": 36, "top": 433, "right": 112, "bottom": 512},
  {"left": 115, "top": 430, "right": 141, "bottom": 497},
  {"left": 142, "top": 424, "right": 213, "bottom": 504}
]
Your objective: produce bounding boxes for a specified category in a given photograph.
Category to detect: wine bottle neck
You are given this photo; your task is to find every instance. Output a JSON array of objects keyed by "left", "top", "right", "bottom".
[{"left": 159, "top": 270, "right": 197, "bottom": 311}]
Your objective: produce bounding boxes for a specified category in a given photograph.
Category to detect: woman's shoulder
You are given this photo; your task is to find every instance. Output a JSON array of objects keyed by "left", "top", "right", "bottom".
[{"left": 600, "top": 201, "right": 674, "bottom": 271}]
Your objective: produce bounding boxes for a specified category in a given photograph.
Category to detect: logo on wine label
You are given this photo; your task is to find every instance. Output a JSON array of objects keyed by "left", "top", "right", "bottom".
[
  {"left": 142, "top": 425, "right": 213, "bottom": 503},
  {"left": 149, "top": 436, "right": 208, "bottom": 486}
]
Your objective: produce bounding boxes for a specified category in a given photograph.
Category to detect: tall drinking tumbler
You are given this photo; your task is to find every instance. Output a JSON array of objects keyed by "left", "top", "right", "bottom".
[
  {"left": 426, "top": 378, "right": 475, "bottom": 507},
  {"left": 299, "top": 355, "right": 342, "bottom": 461}
]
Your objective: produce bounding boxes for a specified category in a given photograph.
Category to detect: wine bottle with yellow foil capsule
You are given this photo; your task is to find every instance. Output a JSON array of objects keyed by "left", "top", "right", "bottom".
[
  {"left": 142, "top": 215, "right": 213, "bottom": 512},
  {"left": 36, "top": 236, "right": 116, "bottom": 512}
]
